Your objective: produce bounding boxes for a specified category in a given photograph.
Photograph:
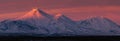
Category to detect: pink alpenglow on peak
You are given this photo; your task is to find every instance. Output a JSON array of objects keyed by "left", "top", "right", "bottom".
[{"left": 15, "top": 8, "right": 52, "bottom": 20}]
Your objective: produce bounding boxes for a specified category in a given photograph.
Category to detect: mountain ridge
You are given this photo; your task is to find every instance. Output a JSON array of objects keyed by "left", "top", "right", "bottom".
[{"left": 0, "top": 8, "right": 120, "bottom": 36}]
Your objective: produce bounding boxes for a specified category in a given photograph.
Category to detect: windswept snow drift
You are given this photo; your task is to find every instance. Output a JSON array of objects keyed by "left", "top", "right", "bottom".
[{"left": 0, "top": 8, "right": 120, "bottom": 36}]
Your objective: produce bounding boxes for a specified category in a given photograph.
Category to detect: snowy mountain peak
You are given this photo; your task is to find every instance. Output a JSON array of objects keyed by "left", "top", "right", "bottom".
[
  {"left": 53, "top": 13, "right": 73, "bottom": 22},
  {"left": 54, "top": 13, "right": 63, "bottom": 19},
  {"left": 54, "top": 14, "right": 70, "bottom": 20},
  {"left": 16, "top": 8, "right": 52, "bottom": 20}
]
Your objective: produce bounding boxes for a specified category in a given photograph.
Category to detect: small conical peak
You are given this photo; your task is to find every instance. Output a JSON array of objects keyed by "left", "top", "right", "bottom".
[
  {"left": 32, "top": 8, "right": 46, "bottom": 14},
  {"left": 26, "top": 8, "right": 41, "bottom": 17},
  {"left": 54, "top": 13, "right": 69, "bottom": 20},
  {"left": 54, "top": 13, "right": 73, "bottom": 22},
  {"left": 32, "top": 8, "right": 38, "bottom": 11},
  {"left": 54, "top": 13, "right": 63, "bottom": 19}
]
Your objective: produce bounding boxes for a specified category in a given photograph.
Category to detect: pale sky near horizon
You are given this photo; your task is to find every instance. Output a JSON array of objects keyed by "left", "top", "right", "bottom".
[{"left": 0, "top": 0, "right": 120, "bottom": 24}]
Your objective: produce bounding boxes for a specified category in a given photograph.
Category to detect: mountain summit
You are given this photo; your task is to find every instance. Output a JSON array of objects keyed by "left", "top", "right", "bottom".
[{"left": 16, "top": 8, "right": 52, "bottom": 20}]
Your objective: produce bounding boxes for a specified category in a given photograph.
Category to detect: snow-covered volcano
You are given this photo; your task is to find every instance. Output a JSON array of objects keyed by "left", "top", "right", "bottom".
[
  {"left": 0, "top": 8, "right": 120, "bottom": 36},
  {"left": 0, "top": 8, "right": 81, "bottom": 36},
  {"left": 15, "top": 8, "right": 53, "bottom": 26}
]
